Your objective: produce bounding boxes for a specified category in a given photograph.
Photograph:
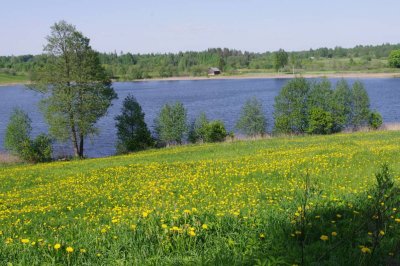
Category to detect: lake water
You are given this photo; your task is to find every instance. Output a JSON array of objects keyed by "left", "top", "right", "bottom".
[{"left": 1, "top": 78, "right": 399, "bottom": 157}]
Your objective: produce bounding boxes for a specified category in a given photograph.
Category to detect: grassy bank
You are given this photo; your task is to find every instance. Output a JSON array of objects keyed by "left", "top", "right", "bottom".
[
  {"left": 0, "top": 72, "right": 29, "bottom": 85},
  {"left": 0, "top": 131, "right": 400, "bottom": 265}
]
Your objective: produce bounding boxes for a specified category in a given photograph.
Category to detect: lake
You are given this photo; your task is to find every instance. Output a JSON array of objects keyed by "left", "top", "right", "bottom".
[{"left": 1, "top": 78, "right": 399, "bottom": 157}]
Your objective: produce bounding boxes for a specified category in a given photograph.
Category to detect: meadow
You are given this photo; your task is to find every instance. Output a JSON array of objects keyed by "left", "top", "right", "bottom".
[
  {"left": 0, "top": 72, "right": 29, "bottom": 85},
  {"left": 0, "top": 131, "right": 399, "bottom": 265}
]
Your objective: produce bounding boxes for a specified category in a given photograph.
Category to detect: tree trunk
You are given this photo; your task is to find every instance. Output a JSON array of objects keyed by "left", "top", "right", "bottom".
[
  {"left": 71, "top": 126, "right": 79, "bottom": 157},
  {"left": 79, "top": 134, "right": 84, "bottom": 158}
]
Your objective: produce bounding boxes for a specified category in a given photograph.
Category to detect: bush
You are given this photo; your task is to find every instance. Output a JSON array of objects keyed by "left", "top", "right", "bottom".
[
  {"left": 368, "top": 111, "right": 383, "bottom": 130},
  {"left": 4, "top": 108, "right": 52, "bottom": 163},
  {"left": 204, "top": 120, "right": 227, "bottom": 143},
  {"left": 188, "top": 113, "right": 209, "bottom": 143},
  {"left": 307, "top": 107, "right": 334, "bottom": 135},
  {"left": 388, "top": 50, "right": 400, "bottom": 68}
]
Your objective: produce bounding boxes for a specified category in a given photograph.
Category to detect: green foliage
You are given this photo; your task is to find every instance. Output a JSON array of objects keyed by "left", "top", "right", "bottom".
[
  {"left": 274, "top": 78, "right": 310, "bottom": 134},
  {"left": 32, "top": 21, "right": 117, "bottom": 158},
  {"left": 351, "top": 81, "right": 371, "bottom": 129},
  {"left": 388, "top": 49, "right": 400, "bottom": 68},
  {"left": 188, "top": 113, "right": 209, "bottom": 143},
  {"left": 4, "top": 108, "right": 32, "bottom": 156},
  {"left": 331, "top": 79, "right": 353, "bottom": 131},
  {"left": 368, "top": 111, "right": 383, "bottom": 130},
  {"left": 4, "top": 109, "right": 52, "bottom": 163},
  {"left": 204, "top": 120, "right": 227, "bottom": 143},
  {"left": 273, "top": 49, "right": 288, "bottom": 72},
  {"left": 155, "top": 102, "right": 188, "bottom": 145},
  {"left": 236, "top": 97, "right": 267, "bottom": 137},
  {"left": 115, "top": 95, "right": 153, "bottom": 154},
  {"left": 307, "top": 107, "right": 334, "bottom": 134}
]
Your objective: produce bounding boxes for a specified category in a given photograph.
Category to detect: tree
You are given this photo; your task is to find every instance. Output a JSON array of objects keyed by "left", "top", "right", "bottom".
[
  {"left": 351, "top": 81, "right": 370, "bottom": 129},
  {"left": 236, "top": 97, "right": 267, "bottom": 137},
  {"left": 331, "top": 79, "right": 353, "bottom": 132},
  {"left": 188, "top": 112, "right": 209, "bottom": 143},
  {"left": 32, "top": 21, "right": 117, "bottom": 158},
  {"left": 4, "top": 108, "right": 52, "bottom": 163},
  {"left": 274, "top": 78, "right": 310, "bottom": 134},
  {"left": 155, "top": 102, "right": 188, "bottom": 146},
  {"left": 4, "top": 108, "right": 32, "bottom": 156},
  {"left": 115, "top": 95, "right": 153, "bottom": 154},
  {"left": 204, "top": 120, "right": 227, "bottom": 143},
  {"left": 274, "top": 49, "right": 288, "bottom": 72},
  {"left": 388, "top": 50, "right": 400, "bottom": 68}
]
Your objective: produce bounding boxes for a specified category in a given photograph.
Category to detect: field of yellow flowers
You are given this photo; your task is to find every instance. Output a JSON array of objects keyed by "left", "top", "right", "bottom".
[{"left": 1, "top": 131, "right": 400, "bottom": 265}]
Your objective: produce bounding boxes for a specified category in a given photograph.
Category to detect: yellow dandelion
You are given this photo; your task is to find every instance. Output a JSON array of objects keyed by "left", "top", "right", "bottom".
[
  {"left": 259, "top": 233, "right": 266, "bottom": 239},
  {"left": 202, "top": 224, "right": 208, "bottom": 230},
  {"left": 80, "top": 249, "right": 86, "bottom": 253},
  {"left": 320, "top": 235, "right": 329, "bottom": 241},
  {"left": 379, "top": 230, "right": 385, "bottom": 236},
  {"left": 361, "top": 246, "right": 371, "bottom": 254},
  {"left": 161, "top": 224, "right": 168, "bottom": 229},
  {"left": 331, "top": 232, "right": 337, "bottom": 236},
  {"left": 21, "top": 239, "right": 30, "bottom": 244},
  {"left": 66, "top": 246, "right": 74, "bottom": 253},
  {"left": 54, "top": 243, "right": 61, "bottom": 250}
]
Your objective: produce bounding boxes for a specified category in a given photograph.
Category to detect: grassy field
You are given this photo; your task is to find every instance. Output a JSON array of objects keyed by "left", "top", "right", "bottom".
[
  {"left": 0, "top": 72, "right": 29, "bottom": 85},
  {"left": 0, "top": 131, "right": 400, "bottom": 265}
]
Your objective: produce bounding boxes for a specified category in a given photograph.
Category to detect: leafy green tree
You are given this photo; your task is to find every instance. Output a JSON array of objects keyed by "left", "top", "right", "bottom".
[
  {"left": 32, "top": 21, "right": 117, "bottom": 158},
  {"left": 368, "top": 111, "right": 383, "bottom": 130},
  {"left": 4, "top": 108, "right": 52, "bottom": 163},
  {"left": 204, "top": 120, "right": 227, "bottom": 143},
  {"left": 274, "top": 78, "right": 310, "bottom": 134},
  {"left": 4, "top": 108, "right": 32, "bottom": 156},
  {"left": 115, "top": 95, "right": 153, "bottom": 154},
  {"left": 188, "top": 112, "right": 209, "bottom": 143},
  {"left": 307, "top": 107, "right": 334, "bottom": 134},
  {"left": 274, "top": 49, "right": 288, "bottom": 72},
  {"left": 236, "top": 97, "right": 267, "bottom": 137},
  {"left": 155, "top": 102, "right": 188, "bottom": 146},
  {"left": 331, "top": 79, "right": 353, "bottom": 132},
  {"left": 351, "top": 81, "right": 370, "bottom": 129},
  {"left": 388, "top": 50, "right": 400, "bottom": 68}
]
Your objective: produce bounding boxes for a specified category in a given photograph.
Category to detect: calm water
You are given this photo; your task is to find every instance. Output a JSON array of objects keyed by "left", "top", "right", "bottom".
[{"left": 1, "top": 78, "right": 399, "bottom": 157}]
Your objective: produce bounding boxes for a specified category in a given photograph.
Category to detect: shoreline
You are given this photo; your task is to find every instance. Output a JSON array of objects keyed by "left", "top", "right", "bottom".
[{"left": 1, "top": 72, "right": 400, "bottom": 87}]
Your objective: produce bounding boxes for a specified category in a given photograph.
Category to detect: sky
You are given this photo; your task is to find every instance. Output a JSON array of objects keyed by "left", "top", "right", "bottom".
[{"left": 1, "top": 0, "right": 399, "bottom": 55}]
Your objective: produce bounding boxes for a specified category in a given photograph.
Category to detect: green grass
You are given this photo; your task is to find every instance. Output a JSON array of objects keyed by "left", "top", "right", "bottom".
[
  {"left": 0, "top": 72, "right": 29, "bottom": 85},
  {"left": 0, "top": 131, "right": 400, "bottom": 265}
]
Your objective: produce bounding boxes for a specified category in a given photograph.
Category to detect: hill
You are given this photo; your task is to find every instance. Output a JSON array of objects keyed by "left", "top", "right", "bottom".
[{"left": 0, "top": 131, "right": 399, "bottom": 264}]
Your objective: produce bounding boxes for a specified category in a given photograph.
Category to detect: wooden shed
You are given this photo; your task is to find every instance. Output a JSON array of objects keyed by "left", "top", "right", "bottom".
[{"left": 208, "top": 67, "right": 221, "bottom": 76}]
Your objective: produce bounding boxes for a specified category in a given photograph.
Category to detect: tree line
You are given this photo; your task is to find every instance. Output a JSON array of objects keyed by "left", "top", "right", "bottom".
[
  {"left": 3, "top": 21, "right": 383, "bottom": 162},
  {"left": 1, "top": 36, "right": 400, "bottom": 80}
]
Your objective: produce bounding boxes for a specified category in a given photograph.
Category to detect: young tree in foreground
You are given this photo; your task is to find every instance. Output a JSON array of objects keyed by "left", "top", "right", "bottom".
[
  {"left": 188, "top": 112, "right": 209, "bottom": 143},
  {"left": 155, "top": 102, "right": 188, "bottom": 146},
  {"left": 204, "top": 120, "right": 227, "bottom": 142},
  {"left": 115, "top": 95, "right": 153, "bottom": 154},
  {"left": 368, "top": 111, "right": 383, "bottom": 130},
  {"left": 5, "top": 108, "right": 52, "bottom": 163},
  {"left": 331, "top": 79, "right": 353, "bottom": 132},
  {"left": 274, "top": 78, "right": 310, "bottom": 134},
  {"left": 350, "top": 81, "right": 370, "bottom": 129},
  {"left": 236, "top": 97, "right": 267, "bottom": 137},
  {"left": 4, "top": 108, "right": 32, "bottom": 156},
  {"left": 32, "top": 21, "right": 117, "bottom": 158}
]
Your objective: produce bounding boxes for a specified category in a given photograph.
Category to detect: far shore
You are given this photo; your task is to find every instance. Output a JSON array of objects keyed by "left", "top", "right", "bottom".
[{"left": 1, "top": 72, "right": 400, "bottom": 87}]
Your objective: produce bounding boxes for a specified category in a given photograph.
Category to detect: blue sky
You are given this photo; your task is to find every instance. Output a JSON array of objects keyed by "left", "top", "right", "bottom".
[{"left": 1, "top": 0, "right": 399, "bottom": 55}]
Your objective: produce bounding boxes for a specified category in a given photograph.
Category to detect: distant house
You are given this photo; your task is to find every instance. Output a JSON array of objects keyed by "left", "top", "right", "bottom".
[{"left": 208, "top": 67, "right": 221, "bottom": 76}]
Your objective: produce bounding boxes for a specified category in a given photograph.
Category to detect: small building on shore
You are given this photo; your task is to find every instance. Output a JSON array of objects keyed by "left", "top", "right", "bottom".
[{"left": 208, "top": 67, "right": 221, "bottom": 76}]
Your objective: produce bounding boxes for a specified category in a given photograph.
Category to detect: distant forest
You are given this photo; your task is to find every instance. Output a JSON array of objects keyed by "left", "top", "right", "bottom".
[{"left": 1, "top": 43, "right": 400, "bottom": 80}]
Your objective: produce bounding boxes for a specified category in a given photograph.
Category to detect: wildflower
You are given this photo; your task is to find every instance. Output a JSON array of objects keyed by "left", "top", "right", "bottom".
[
  {"left": 202, "top": 224, "right": 208, "bottom": 230},
  {"left": 379, "top": 230, "right": 385, "bottom": 236},
  {"left": 101, "top": 228, "right": 107, "bottom": 234},
  {"left": 31, "top": 242, "right": 36, "bottom": 246},
  {"left": 161, "top": 224, "right": 168, "bottom": 229},
  {"left": 142, "top": 211, "right": 149, "bottom": 218},
  {"left": 395, "top": 218, "right": 400, "bottom": 223},
  {"left": 295, "top": 230, "right": 302, "bottom": 235},
  {"left": 0, "top": 230, "right": 2, "bottom": 235},
  {"left": 320, "top": 235, "right": 329, "bottom": 241},
  {"left": 336, "top": 214, "right": 342, "bottom": 218},
  {"left": 331, "top": 232, "right": 337, "bottom": 236},
  {"left": 80, "top": 249, "right": 86, "bottom": 253},
  {"left": 21, "top": 239, "right": 30, "bottom": 244},
  {"left": 188, "top": 230, "right": 196, "bottom": 237},
  {"left": 66, "top": 246, "right": 74, "bottom": 253},
  {"left": 54, "top": 243, "right": 61, "bottom": 250},
  {"left": 360, "top": 246, "right": 371, "bottom": 254},
  {"left": 130, "top": 224, "right": 137, "bottom": 230},
  {"left": 259, "top": 233, "right": 265, "bottom": 239}
]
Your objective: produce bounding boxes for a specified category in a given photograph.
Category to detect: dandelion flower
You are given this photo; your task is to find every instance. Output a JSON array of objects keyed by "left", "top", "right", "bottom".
[
  {"left": 331, "top": 232, "right": 337, "bottom": 236},
  {"left": 361, "top": 246, "right": 371, "bottom": 254},
  {"left": 54, "top": 243, "right": 61, "bottom": 250},
  {"left": 66, "top": 246, "right": 74, "bottom": 253},
  {"left": 202, "top": 224, "right": 208, "bottom": 230},
  {"left": 320, "top": 235, "right": 329, "bottom": 241}
]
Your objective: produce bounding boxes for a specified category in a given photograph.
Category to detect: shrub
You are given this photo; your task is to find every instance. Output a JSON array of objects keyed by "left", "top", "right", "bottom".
[
  {"left": 188, "top": 113, "right": 209, "bottom": 143},
  {"left": 388, "top": 50, "right": 400, "bottom": 68},
  {"left": 25, "top": 134, "right": 53, "bottom": 163},
  {"left": 307, "top": 107, "right": 334, "bottom": 135},
  {"left": 204, "top": 120, "right": 227, "bottom": 143},
  {"left": 368, "top": 111, "right": 383, "bottom": 130}
]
